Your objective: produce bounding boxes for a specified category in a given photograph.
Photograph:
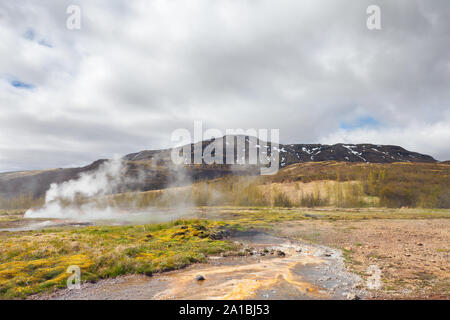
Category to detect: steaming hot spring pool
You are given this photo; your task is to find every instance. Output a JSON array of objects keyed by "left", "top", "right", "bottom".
[{"left": 0, "top": 208, "right": 201, "bottom": 232}]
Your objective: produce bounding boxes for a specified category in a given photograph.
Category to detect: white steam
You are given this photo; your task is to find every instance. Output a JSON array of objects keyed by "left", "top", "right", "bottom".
[
  {"left": 24, "top": 157, "right": 195, "bottom": 222},
  {"left": 45, "top": 158, "right": 125, "bottom": 203},
  {"left": 25, "top": 158, "right": 128, "bottom": 220}
]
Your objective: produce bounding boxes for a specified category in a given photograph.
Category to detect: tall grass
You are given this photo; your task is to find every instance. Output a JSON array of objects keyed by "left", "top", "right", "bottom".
[
  {"left": 190, "top": 176, "right": 269, "bottom": 207},
  {"left": 103, "top": 176, "right": 270, "bottom": 209},
  {"left": 362, "top": 167, "right": 449, "bottom": 208},
  {"left": 270, "top": 162, "right": 450, "bottom": 208},
  {"left": 0, "top": 194, "right": 44, "bottom": 210},
  {"left": 3, "top": 162, "right": 448, "bottom": 210}
]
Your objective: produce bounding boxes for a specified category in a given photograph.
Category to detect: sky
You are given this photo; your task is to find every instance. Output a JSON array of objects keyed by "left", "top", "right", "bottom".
[{"left": 0, "top": 0, "right": 449, "bottom": 172}]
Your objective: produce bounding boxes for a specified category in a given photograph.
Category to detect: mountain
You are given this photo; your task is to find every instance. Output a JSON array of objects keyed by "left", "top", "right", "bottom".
[
  {"left": 124, "top": 136, "right": 436, "bottom": 167},
  {"left": 0, "top": 136, "right": 436, "bottom": 200}
]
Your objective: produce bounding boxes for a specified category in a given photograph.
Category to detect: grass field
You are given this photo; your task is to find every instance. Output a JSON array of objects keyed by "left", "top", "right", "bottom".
[
  {"left": 0, "top": 206, "right": 449, "bottom": 299},
  {"left": 0, "top": 219, "right": 240, "bottom": 298}
]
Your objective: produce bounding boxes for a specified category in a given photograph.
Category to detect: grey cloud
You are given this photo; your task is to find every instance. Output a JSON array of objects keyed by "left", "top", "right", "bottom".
[{"left": 0, "top": 0, "right": 449, "bottom": 172}]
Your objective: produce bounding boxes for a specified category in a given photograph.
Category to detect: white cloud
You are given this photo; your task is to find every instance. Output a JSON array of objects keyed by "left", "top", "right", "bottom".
[
  {"left": 320, "top": 122, "right": 450, "bottom": 161},
  {"left": 0, "top": 0, "right": 449, "bottom": 171}
]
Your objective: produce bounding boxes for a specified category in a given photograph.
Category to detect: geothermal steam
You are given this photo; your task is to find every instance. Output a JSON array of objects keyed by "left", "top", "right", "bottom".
[
  {"left": 25, "top": 158, "right": 129, "bottom": 220},
  {"left": 24, "top": 158, "right": 194, "bottom": 222}
]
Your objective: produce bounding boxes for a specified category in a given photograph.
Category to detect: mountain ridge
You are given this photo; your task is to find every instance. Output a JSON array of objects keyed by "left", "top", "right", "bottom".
[
  {"left": 0, "top": 137, "right": 438, "bottom": 200},
  {"left": 123, "top": 136, "right": 436, "bottom": 166}
]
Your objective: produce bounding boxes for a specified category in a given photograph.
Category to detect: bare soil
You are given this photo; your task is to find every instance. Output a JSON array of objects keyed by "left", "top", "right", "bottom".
[{"left": 274, "top": 219, "right": 450, "bottom": 299}]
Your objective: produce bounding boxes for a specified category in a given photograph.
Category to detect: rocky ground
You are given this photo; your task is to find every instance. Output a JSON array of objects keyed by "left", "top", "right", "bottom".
[
  {"left": 275, "top": 219, "right": 449, "bottom": 299},
  {"left": 31, "top": 231, "right": 367, "bottom": 300},
  {"left": 4, "top": 208, "right": 448, "bottom": 300}
]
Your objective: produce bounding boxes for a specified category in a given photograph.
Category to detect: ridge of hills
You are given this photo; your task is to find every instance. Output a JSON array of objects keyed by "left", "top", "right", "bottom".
[{"left": 0, "top": 136, "right": 440, "bottom": 200}]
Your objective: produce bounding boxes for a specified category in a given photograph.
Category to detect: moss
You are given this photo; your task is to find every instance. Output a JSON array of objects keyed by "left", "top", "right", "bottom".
[
  {"left": 203, "top": 207, "right": 449, "bottom": 230},
  {"left": 0, "top": 219, "right": 240, "bottom": 298}
]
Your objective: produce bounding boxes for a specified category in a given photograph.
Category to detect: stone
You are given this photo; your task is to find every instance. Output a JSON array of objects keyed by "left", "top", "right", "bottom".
[
  {"left": 276, "top": 250, "right": 286, "bottom": 257},
  {"left": 195, "top": 275, "right": 205, "bottom": 281}
]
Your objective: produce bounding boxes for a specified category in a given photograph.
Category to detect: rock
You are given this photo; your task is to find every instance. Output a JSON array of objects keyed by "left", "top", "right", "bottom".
[
  {"left": 345, "top": 293, "right": 361, "bottom": 300},
  {"left": 171, "top": 231, "right": 187, "bottom": 238},
  {"left": 416, "top": 242, "right": 423, "bottom": 246},
  {"left": 209, "top": 229, "right": 232, "bottom": 240},
  {"left": 195, "top": 275, "right": 205, "bottom": 281},
  {"left": 193, "top": 225, "right": 207, "bottom": 231},
  {"left": 276, "top": 250, "right": 286, "bottom": 257},
  {"left": 197, "top": 231, "right": 208, "bottom": 238}
]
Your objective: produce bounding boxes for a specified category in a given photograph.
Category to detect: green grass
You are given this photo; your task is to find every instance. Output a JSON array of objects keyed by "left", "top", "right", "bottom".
[
  {"left": 0, "top": 219, "right": 241, "bottom": 299},
  {"left": 1, "top": 205, "right": 448, "bottom": 299},
  {"left": 200, "top": 207, "right": 450, "bottom": 227}
]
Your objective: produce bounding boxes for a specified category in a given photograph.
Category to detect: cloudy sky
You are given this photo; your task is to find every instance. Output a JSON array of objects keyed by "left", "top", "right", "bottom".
[{"left": 0, "top": 0, "right": 449, "bottom": 171}]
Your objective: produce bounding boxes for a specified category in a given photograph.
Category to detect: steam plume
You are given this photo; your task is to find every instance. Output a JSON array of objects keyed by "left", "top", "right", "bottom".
[{"left": 25, "top": 158, "right": 128, "bottom": 219}]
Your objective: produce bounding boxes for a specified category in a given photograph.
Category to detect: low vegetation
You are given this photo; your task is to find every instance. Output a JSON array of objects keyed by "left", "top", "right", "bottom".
[
  {"left": 1, "top": 162, "right": 448, "bottom": 211},
  {"left": 203, "top": 207, "right": 450, "bottom": 228},
  {"left": 0, "top": 195, "right": 44, "bottom": 211},
  {"left": 104, "top": 162, "right": 450, "bottom": 210},
  {"left": 0, "top": 207, "right": 448, "bottom": 299},
  {"left": 270, "top": 161, "right": 450, "bottom": 208},
  {"left": 0, "top": 219, "right": 240, "bottom": 298}
]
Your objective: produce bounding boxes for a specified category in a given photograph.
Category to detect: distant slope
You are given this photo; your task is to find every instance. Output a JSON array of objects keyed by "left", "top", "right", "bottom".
[
  {"left": 0, "top": 136, "right": 436, "bottom": 200},
  {"left": 0, "top": 160, "right": 107, "bottom": 199},
  {"left": 124, "top": 136, "right": 436, "bottom": 167}
]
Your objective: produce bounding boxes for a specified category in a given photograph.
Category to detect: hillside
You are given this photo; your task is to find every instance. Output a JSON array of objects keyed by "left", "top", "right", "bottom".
[
  {"left": 124, "top": 136, "right": 436, "bottom": 167},
  {"left": 106, "top": 161, "right": 450, "bottom": 209},
  {"left": 0, "top": 136, "right": 438, "bottom": 202}
]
